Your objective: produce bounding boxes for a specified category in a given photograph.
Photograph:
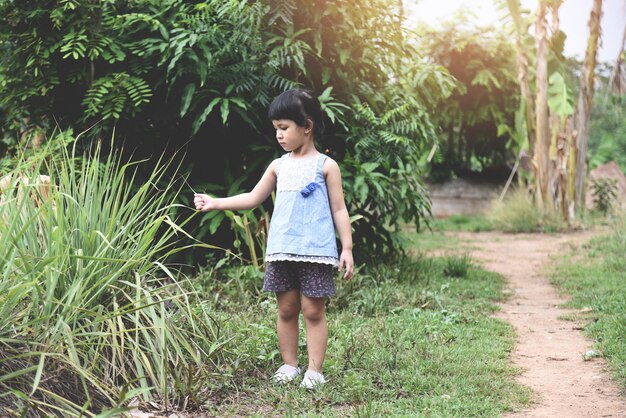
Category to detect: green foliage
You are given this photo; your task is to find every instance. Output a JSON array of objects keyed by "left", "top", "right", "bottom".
[
  {"left": 416, "top": 15, "right": 520, "bottom": 180},
  {"left": 548, "top": 72, "right": 575, "bottom": 116},
  {"left": 82, "top": 73, "right": 152, "bottom": 120},
  {"left": 0, "top": 0, "right": 274, "bottom": 132},
  {"left": 588, "top": 72, "right": 626, "bottom": 173},
  {"left": 0, "top": 136, "right": 224, "bottom": 415},
  {"left": 342, "top": 94, "right": 438, "bottom": 258},
  {"left": 0, "top": 0, "right": 450, "bottom": 264},
  {"left": 590, "top": 178, "right": 618, "bottom": 215}
]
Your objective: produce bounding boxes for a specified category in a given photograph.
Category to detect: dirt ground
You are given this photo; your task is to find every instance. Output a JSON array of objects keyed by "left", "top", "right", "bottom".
[{"left": 452, "top": 229, "right": 626, "bottom": 418}]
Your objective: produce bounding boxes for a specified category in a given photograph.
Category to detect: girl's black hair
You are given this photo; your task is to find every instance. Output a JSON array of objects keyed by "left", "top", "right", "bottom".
[{"left": 267, "top": 88, "right": 325, "bottom": 137}]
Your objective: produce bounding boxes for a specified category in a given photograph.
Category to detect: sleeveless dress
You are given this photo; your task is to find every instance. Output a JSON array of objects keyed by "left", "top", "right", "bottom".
[{"left": 265, "top": 152, "right": 339, "bottom": 267}]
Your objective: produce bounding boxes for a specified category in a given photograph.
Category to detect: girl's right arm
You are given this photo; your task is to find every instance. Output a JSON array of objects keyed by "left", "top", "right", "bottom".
[{"left": 193, "top": 159, "right": 278, "bottom": 212}]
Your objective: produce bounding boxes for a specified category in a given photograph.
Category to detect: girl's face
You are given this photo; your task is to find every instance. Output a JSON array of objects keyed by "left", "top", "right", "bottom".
[{"left": 272, "top": 119, "right": 311, "bottom": 152}]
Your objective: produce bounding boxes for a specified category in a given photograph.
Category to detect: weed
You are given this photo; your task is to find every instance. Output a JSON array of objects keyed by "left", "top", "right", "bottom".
[{"left": 443, "top": 253, "right": 473, "bottom": 278}]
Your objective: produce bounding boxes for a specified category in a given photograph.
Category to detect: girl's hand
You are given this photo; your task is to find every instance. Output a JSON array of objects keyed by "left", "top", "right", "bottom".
[
  {"left": 339, "top": 248, "right": 354, "bottom": 280},
  {"left": 193, "top": 193, "right": 216, "bottom": 212}
]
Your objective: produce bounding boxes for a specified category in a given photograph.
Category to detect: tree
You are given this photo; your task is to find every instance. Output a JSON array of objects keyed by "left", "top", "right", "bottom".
[
  {"left": 415, "top": 14, "right": 520, "bottom": 181},
  {"left": 534, "top": 0, "right": 551, "bottom": 210},
  {"left": 573, "top": 0, "right": 603, "bottom": 210},
  {"left": 499, "top": 0, "right": 603, "bottom": 222}
]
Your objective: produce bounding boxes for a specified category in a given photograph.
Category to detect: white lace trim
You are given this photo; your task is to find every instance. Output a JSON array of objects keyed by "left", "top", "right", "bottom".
[
  {"left": 276, "top": 154, "right": 320, "bottom": 192},
  {"left": 266, "top": 253, "right": 339, "bottom": 267}
]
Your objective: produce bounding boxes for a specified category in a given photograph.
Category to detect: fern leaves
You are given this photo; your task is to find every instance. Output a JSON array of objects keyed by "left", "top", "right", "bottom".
[{"left": 83, "top": 73, "right": 152, "bottom": 120}]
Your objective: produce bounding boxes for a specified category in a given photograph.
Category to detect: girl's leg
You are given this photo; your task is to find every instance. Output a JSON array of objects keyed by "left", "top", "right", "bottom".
[
  {"left": 276, "top": 289, "right": 301, "bottom": 367},
  {"left": 300, "top": 295, "right": 328, "bottom": 372}
]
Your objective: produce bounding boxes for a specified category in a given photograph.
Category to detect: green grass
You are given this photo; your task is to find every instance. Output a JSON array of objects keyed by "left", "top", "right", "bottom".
[
  {"left": 548, "top": 213, "right": 626, "bottom": 389},
  {"left": 192, "top": 237, "right": 532, "bottom": 417},
  {"left": 429, "top": 215, "right": 494, "bottom": 233},
  {"left": 402, "top": 229, "right": 464, "bottom": 253},
  {"left": 400, "top": 215, "right": 490, "bottom": 254}
]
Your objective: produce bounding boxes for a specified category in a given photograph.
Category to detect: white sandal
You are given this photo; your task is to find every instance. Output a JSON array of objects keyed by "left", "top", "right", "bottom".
[
  {"left": 300, "top": 370, "right": 326, "bottom": 389},
  {"left": 273, "top": 364, "right": 301, "bottom": 383}
]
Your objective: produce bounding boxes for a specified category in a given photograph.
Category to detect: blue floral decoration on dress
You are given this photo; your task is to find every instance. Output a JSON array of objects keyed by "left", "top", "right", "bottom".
[{"left": 300, "top": 182, "right": 318, "bottom": 197}]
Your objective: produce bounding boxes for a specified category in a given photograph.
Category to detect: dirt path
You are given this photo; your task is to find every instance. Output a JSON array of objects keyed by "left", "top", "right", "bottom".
[{"left": 452, "top": 230, "right": 626, "bottom": 418}]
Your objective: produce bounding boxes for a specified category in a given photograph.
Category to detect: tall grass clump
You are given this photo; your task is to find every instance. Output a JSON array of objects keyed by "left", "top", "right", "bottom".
[
  {"left": 0, "top": 138, "right": 222, "bottom": 416},
  {"left": 487, "top": 187, "right": 564, "bottom": 233},
  {"left": 443, "top": 252, "right": 473, "bottom": 278}
]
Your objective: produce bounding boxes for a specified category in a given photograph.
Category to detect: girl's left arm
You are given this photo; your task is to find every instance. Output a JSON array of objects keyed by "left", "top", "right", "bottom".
[{"left": 324, "top": 158, "right": 354, "bottom": 279}]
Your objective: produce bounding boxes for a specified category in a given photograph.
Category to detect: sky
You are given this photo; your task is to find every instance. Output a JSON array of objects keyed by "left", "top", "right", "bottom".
[{"left": 404, "top": 0, "right": 626, "bottom": 63}]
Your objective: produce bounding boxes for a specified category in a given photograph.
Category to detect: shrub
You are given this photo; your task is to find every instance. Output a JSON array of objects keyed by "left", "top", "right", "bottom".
[
  {"left": 0, "top": 137, "right": 224, "bottom": 416},
  {"left": 590, "top": 178, "right": 618, "bottom": 215}
]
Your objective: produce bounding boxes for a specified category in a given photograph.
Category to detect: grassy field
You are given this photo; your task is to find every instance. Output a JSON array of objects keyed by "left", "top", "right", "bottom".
[
  {"left": 427, "top": 215, "right": 495, "bottom": 233},
  {"left": 194, "top": 231, "right": 532, "bottom": 417},
  {"left": 400, "top": 215, "right": 492, "bottom": 253},
  {"left": 548, "top": 214, "right": 626, "bottom": 390}
]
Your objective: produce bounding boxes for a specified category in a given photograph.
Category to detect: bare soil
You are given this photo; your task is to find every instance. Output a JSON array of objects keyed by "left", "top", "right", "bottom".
[{"left": 452, "top": 229, "right": 626, "bottom": 418}]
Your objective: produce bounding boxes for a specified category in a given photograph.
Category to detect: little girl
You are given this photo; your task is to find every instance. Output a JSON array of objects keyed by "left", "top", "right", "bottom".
[{"left": 193, "top": 88, "right": 354, "bottom": 389}]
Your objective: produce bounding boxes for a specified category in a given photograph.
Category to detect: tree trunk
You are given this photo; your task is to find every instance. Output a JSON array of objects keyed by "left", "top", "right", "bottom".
[
  {"left": 548, "top": 1, "right": 570, "bottom": 222},
  {"left": 567, "top": 117, "right": 577, "bottom": 219},
  {"left": 607, "top": 23, "right": 626, "bottom": 96},
  {"left": 534, "top": 1, "right": 550, "bottom": 210},
  {"left": 573, "top": 0, "right": 603, "bottom": 211}
]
